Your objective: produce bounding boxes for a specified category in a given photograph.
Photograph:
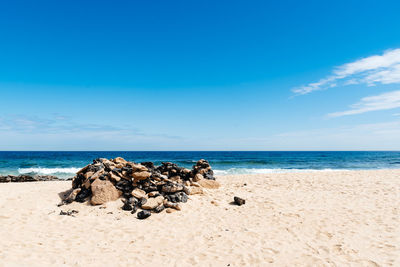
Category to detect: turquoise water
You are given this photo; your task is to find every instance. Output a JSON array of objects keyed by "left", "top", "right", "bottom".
[{"left": 0, "top": 151, "right": 399, "bottom": 179}]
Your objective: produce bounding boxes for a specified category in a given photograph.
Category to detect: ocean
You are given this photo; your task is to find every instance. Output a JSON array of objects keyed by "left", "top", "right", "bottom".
[{"left": 0, "top": 151, "right": 399, "bottom": 179}]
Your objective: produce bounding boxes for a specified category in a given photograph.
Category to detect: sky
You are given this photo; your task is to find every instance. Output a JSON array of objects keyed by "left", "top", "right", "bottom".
[{"left": 1, "top": 0, "right": 400, "bottom": 150}]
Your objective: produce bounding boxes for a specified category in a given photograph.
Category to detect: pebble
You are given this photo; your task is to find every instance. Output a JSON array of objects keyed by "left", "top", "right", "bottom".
[{"left": 137, "top": 210, "right": 151, "bottom": 219}]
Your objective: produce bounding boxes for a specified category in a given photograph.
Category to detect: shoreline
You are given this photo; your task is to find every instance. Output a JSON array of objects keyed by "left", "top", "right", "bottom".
[
  {"left": 0, "top": 169, "right": 399, "bottom": 266},
  {"left": 1, "top": 168, "right": 400, "bottom": 182}
]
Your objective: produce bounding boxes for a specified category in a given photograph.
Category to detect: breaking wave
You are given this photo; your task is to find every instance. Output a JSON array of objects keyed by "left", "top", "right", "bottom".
[
  {"left": 213, "top": 168, "right": 344, "bottom": 175},
  {"left": 18, "top": 167, "right": 81, "bottom": 175}
]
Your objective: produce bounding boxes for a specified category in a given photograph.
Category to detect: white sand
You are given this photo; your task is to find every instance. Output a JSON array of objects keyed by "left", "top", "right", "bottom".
[{"left": 0, "top": 170, "right": 399, "bottom": 266}]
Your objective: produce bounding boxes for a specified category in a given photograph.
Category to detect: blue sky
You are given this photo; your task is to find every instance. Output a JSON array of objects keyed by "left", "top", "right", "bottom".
[{"left": 1, "top": 0, "right": 400, "bottom": 150}]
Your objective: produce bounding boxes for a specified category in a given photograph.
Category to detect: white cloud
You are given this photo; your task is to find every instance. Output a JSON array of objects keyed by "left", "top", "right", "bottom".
[
  {"left": 293, "top": 48, "right": 400, "bottom": 94},
  {"left": 328, "top": 90, "right": 400, "bottom": 117}
]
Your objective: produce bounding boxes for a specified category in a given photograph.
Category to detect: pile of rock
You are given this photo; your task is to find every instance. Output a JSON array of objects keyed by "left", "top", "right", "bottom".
[
  {"left": 0, "top": 175, "right": 63, "bottom": 183},
  {"left": 64, "top": 157, "right": 220, "bottom": 219}
]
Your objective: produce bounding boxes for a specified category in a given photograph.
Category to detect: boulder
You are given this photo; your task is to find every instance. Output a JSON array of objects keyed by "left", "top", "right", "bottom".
[
  {"left": 90, "top": 179, "right": 121, "bottom": 205},
  {"left": 198, "top": 179, "right": 220, "bottom": 189}
]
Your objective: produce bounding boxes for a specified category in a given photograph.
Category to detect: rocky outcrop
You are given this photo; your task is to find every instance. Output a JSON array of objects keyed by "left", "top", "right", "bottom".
[
  {"left": 64, "top": 158, "right": 218, "bottom": 219},
  {"left": 0, "top": 175, "right": 63, "bottom": 183}
]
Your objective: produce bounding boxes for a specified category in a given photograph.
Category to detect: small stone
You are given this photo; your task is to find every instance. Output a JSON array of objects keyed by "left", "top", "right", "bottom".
[
  {"left": 211, "top": 200, "right": 219, "bottom": 206},
  {"left": 164, "top": 201, "right": 181, "bottom": 210},
  {"left": 64, "top": 188, "right": 80, "bottom": 203},
  {"left": 122, "top": 202, "right": 133, "bottom": 211},
  {"left": 129, "top": 163, "right": 148, "bottom": 172},
  {"left": 113, "top": 157, "right": 127, "bottom": 164},
  {"left": 137, "top": 210, "right": 151, "bottom": 219},
  {"left": 141, "top": 196, "right": 164, "bottom": 210},
  {"left": 138, "top": 197, "right": 147, "bottom": 207},
  {"left": 131, "top": 205, "right": 138, "bottom": 214},
  {"left": 162, "top": 184, "right": 183, "bottom": 193},
  {"left": 153, "top": 204, "right": 165, "bottom": 213},
  {"left": 147, "top": 191, "right": 160, "bottom": 197},
  {"left": 166, "top": 208, "right": 176, "bottom": 213},
  {"left": 234, "top": 196, "right": 245, "bottom": 206},
  {"left": 131, "top": 188, "right": 147, "bottom": 199},
  {"left": 131, "top": 171, "right": 151, "bottom": 180}
]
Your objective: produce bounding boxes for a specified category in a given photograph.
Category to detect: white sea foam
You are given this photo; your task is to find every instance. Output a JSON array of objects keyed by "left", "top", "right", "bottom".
[
  {"left": 18, "top": 167, "right": 80, "bottom": 175},
  {"left": 213, "top": 168, "right": 345, "bottom": 175}
]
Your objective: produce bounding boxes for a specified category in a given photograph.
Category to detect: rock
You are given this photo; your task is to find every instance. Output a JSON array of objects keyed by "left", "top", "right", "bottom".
[
  {"left": 183, "top": 185, "right": 191, "bottom": 195},
  {"left": 138, "top": 197, "right": 147, "bottom": 207},
  {"left": 166, "top": 208, "right": 176, "bottom": 213},
  {"left": 189, "top": 186, "right": 203, "bottom": 195},
  {"left": 75, "top": 187, "right": 91, "bottom": 202},
  {"left": 234, "top": 196, "right": 245, "bottom": 206},
  {"left": 64, "top": 188, "right": 81, "bottom": 203},
  {"left": 113, "top": 157, "right": 127, "bottom": 164},
  {"left": 131, "top": 205, "right": 138, "bottom": 214},
  {"left": 109, "top": 172, "right": 121, "bottom": 182},
  {"left": 198, "top": 179, "right": 220, "bottom": 189},
  {"left": 131, "top": 188, "right": 147, "bottom": 199},
  {"left": 128, "top": 163, "right": 148, "bottom": 172},
  {"left": 90, "top": 179, "right": 121, "bottom": 205},
  {"left": 164, "top": 201, "right": 181, "bottom": 210},
  {"left": 59, "top": 210, "right": 79, "bottom": 216},
  {"left": 83, "top": 171, "right": 94, "bottom": 180},
  {"left": 162, "top": 184, "right": 184, "bottom": 193},
  {"left": 153, "top": 204, "right": 165, "bottom": 213},
  {"left": 131, "top": 171, "right": 151, "bottom": 181},
  {"left": 147, "top": 191, "right": 160, "bottom": 197},
  {"left": 141, "top": 196, "right": 164, "bottom": 210},
  {"left": 193, "top": 173, "right": 203, "bottom": 182},
  {"left": 165, "top": 192, "right": 188, "bottom": 203},
  {"left": 137, "top": 210, "right": 151, "bottom": 219},
  {"left": 122, "top": 202, "right": 133, "bottom": 211},
  {"left": 127, "top": 196, "right": 139, "bottom": 206}
]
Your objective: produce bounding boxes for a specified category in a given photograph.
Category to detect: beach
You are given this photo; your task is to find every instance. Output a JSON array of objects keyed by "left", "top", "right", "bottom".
[{"left": 0, "top": 169, "right": 399, "bottom": 266}]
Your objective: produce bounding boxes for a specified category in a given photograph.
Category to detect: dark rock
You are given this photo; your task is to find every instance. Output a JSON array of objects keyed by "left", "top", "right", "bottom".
[
  {"left": 162, "top": 184, "right": 183, "bottom": 193},
  {"left": 75, "top": 187, "right": 91, "bottom": 202},
  {"left": 234, "top": 196, "right": 245, "bottom": 206},
  {"left": 153, "top": 204, "right": 165, "bottom": 213},
  {"left": 122, "top": 202, "right": 133, "bottom": 211},
  {"left": 0, "top": 174, "right": 62, "bottom": 183},
  {"left": 59, "top": 210, "right": 79, "bottom": 216},
  {"left": 137, "top": 210, "right": 151, "bottom": 219},
  {"left": 131, "top": 205, "right": 138, "bottom": 214},
  {"left": 138, "top": 197, "right": 147, "bottom": 207}
]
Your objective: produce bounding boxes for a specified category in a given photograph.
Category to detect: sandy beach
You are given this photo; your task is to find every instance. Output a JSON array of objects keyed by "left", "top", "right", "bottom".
[{"left": 0, "top": 169, "right": 399, "bottom": 266}]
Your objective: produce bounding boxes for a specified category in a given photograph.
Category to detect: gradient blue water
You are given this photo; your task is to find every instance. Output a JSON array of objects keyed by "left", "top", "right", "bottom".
[{"left": 0, "top": 151, "right": 399, "bottom": 179}]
